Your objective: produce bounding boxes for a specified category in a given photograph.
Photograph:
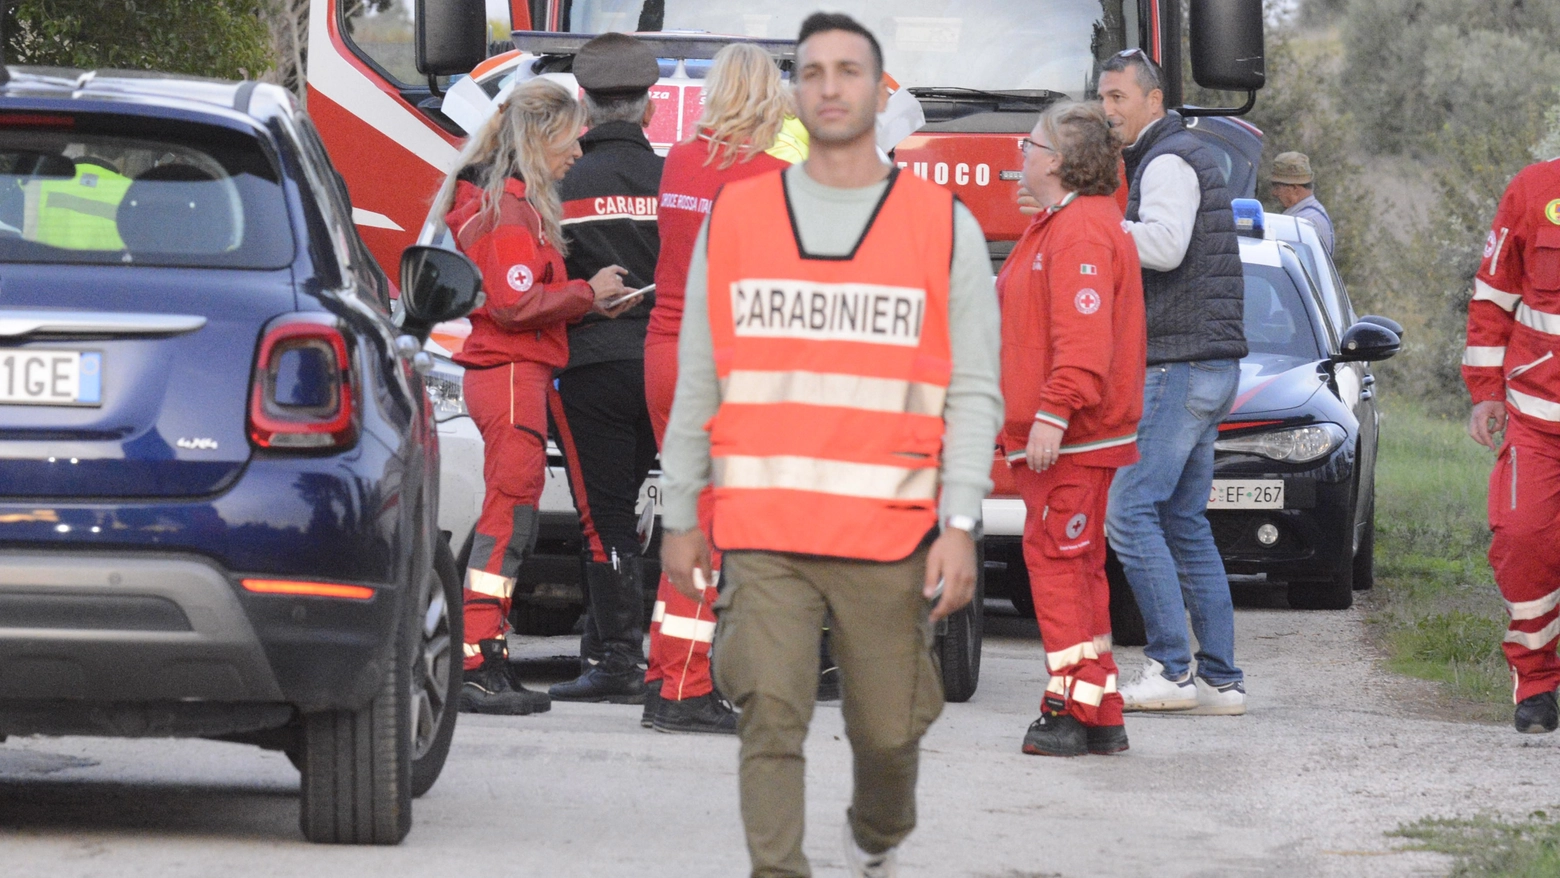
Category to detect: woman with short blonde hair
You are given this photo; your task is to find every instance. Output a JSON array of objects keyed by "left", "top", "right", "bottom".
[
  {"left": 638, "top": 42, "right": 808, "bottom": 734},
  {"left": 435, "top": 78, "right": 629, "bottom": 715}
]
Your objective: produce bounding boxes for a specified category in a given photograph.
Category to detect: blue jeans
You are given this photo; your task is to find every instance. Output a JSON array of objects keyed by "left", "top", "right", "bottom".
[{"left": 1106, "top": 359, "right": 1243, "bottom": 685}]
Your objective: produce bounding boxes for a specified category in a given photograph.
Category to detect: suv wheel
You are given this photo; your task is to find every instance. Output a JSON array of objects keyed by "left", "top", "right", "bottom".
[
  {"left": 935, "top": 540, "right": 984, "bottom": 703},
  {"left": 411, "top": 538, "right": 462, "bottom": 798},
  {"left": 298, "top": 593, "right": 413, "bottom": 844}
]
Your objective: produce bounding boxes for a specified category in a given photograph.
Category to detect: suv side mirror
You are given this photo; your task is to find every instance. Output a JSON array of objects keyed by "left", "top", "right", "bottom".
[
  {"left": 1336, "top": 320, "right": 1401, "bottom": 363},
  {"left": 1189, "top": 0, "right": 1265, "bottom": 91},
  {"left": 399, "top": 245, "right": 483, "bottom": 340},
  {"left": 416, "top": 0, "right": 487, "bottom": 77},
  {"left": 1359, "top": 315, "right": 1404, "bottom": 340}
]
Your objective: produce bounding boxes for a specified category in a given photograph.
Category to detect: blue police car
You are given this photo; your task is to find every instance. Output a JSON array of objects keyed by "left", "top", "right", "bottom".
[{"left": 0, "top": 68, "right": 481, "bottom": 843}]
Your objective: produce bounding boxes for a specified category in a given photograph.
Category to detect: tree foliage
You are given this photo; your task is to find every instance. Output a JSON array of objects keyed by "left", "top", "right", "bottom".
[{"left": 3, "top": 0, "right": 271, "bottom": 79}]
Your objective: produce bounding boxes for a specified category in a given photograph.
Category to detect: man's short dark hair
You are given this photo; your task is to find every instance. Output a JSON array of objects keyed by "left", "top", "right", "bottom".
[
  {"left": 1100, "top": 49, "right": 1164, "bottom": 96},
  {"left": 797, "top": 12, "right": 884, "bottom": 78}
]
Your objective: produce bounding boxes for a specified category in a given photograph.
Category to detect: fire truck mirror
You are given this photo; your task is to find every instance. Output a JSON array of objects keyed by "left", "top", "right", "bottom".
[
  {"left": 415, "top": 0, "right": 488, "bottom": 77},
  {"left": 1188, "top": 0, "right": 1265, "bottom": 92}
]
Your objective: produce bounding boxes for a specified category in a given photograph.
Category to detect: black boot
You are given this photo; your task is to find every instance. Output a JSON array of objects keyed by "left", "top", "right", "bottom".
[
  {"left": 1515, "top": 690, "right": 1559, "bottom": 733},
  {"left": 1022, "top": 711, "right": 1086, "bottom": 757},
  {"left": 461, "top": 639, "right": 551, "bottom": 715},
  {"left": 1085, "top": 723, "right": 1130, "bottom": 754},
  {"left": 550, "top": 557, "right": 648, "bottom": 703},
  {"left": 653, "top": 691, "right": 738, "bottom": 735},
  {"left": 640, "top": 680, "right": 663, "bottom": 728}
]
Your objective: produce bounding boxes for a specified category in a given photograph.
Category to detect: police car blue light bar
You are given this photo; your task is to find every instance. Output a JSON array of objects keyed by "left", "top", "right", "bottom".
[{"left": 1231, "top": 198, "right": 1265, "bottom": 236}]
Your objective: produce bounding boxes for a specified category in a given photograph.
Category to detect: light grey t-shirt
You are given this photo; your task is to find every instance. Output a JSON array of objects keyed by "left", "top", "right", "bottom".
[{"left": 659, "top": 162, "right": 1003, "bottom": 533}]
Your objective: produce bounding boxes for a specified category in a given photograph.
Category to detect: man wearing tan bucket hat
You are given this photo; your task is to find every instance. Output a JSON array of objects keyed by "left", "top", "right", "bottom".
[{"left": 1270, "top": 151, "right": 1334, "bottom": 254}]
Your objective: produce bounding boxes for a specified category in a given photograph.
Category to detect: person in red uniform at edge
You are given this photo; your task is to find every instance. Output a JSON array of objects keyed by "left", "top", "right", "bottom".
[
  {"left": 999, "top": 101, "right": 1146, "bottom": 757},
  {"left": 433, "top": 79, "right": 631, "bottom": 714},
  {"left": 642, "top": 41, "right": 808, "bottom": 735},
  {"left": 1464, "top": 155, "right": 1560, "bottom": 734},
  {"left": 545, "top": 33, "right": 665, "bottom": 706}
]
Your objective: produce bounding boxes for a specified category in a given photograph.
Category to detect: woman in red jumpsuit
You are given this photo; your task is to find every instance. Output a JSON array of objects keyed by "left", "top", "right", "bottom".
[
  {"left": 642, "top": 43, "right": 807, "bottom": 734},
  {"left": 998, "top": 102, "right": 1146, "bottom": 756},
  {"left": 433, "top": 79, "right": 630, "bottom": 714}
]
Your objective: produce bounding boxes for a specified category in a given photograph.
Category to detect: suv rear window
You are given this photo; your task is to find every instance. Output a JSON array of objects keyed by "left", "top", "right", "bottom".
[{"left": 0, "top": 115, "right": 293, "bottom": 269}]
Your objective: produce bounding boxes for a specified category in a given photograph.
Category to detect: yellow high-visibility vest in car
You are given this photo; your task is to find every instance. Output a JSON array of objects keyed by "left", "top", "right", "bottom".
[{"left": 26, "top": 162, "right": 132, "bottom": 250}]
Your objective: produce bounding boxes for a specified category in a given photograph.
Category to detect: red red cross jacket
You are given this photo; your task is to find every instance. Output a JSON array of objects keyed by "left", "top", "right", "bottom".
[
  {"left": 1463, "top": 158, "right": 1560, "bottom": 435},
  {"left": 997, "top": 191, "right": 1146, "bottom": 468},
  {"left": 445, "top": 176, "right": 595, "bottom": 369}
]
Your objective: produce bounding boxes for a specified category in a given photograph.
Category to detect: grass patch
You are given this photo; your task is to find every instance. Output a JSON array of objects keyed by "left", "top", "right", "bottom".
[
  {"left": 1368, "top": 396, "right": 1510, "bottom": 715},
  {"left": 1392, "top": 812, "right": 1560, "bottom": 877}
]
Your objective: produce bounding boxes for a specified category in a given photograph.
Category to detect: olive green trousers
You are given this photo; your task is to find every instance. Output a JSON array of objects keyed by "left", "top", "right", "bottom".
[{"left": 713, "top": 548, "right": 944, "bottom": 878}]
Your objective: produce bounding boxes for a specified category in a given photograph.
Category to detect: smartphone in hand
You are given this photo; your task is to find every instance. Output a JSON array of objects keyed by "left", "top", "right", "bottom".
[{"left": 605, "top": 283, "right": 654, "bottom": 310}]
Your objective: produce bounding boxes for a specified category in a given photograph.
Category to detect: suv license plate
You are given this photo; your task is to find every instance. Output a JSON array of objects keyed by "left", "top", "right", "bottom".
[
  {"left": 0, "top": 350, "right": 102, "bottom": 406},
  {"left": 1208, "top": 479, "right": 1284, "bottom": 509}
]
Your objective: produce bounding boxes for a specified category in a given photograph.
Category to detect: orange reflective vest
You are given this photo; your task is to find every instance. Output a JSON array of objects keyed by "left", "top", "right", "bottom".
[{"left": 704, "top": 168, "right": 955, "bottom": 561}]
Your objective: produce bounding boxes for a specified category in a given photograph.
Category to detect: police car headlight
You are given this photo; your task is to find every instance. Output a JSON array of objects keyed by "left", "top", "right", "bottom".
[
  {"left": 1214, "top": 423, "right": 1345, "bottom": 463},
  {"left": 424, "top": 355, "right": 467, "bottom": 422}
]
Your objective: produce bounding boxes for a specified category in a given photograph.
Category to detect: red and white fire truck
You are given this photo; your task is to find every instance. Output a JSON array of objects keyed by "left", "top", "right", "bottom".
[{"left": 306, "top": 0, "right": 1266, "bottom": 698}]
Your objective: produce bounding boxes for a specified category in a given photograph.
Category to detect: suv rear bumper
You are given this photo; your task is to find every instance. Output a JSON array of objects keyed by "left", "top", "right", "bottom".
[{"left": 0, "top": 550, "right": 400, "bottom": 733}]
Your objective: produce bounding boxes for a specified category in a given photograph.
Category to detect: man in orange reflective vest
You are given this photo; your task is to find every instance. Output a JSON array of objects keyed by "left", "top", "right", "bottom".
[
  {"left": 1465, "top": 156, "right": 1560, "bottom": 734},
  {"left": 659, "top": 13, "right": 1003, "bottom": 877}
]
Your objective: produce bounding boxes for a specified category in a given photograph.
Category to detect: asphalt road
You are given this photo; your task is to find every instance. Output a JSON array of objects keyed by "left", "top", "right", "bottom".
[{"left": 2, "top": 587, "right": 1553, "bottom": 878}]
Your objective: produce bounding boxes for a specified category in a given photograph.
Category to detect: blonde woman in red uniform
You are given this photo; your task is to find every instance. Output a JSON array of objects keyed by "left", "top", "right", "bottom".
[
  {"left": 431, "top": 79, "right": 630, "bottom": 714},
  {"left": 642, "top": 42, "right": 806, "bottom": 734},
  {"left": 999, "top": 101, "right": 1147, "bottom": 756}
]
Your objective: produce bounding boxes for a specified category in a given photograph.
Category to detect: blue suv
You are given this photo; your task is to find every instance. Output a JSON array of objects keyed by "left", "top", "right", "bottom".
[{"left": 0, "top": 68, "right": 481, "bottom": 844}]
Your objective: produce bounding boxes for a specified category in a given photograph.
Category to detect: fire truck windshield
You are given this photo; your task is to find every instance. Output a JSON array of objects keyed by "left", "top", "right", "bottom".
[{"left": 564, "top": 0, "right": 1138, "bottom": 98}]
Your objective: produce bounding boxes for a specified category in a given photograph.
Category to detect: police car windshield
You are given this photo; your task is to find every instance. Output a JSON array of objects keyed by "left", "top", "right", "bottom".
[
  {"left": 1242, "top": 262, "right": 1324, "bottom": 361},
  {"left": 0, "top": 121, "right": 293, "bottom": 269},
  {"left": 565, "top": 0, "right": 1137, "bottom": 98}
]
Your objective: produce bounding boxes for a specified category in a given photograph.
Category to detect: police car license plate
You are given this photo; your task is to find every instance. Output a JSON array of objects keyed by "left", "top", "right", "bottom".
[
  {"left": 0, "top": 350, "right": 102, "bottom": 407},
  {"left": 1208, "top": 479, "right": 1283, "bottom": 509}
]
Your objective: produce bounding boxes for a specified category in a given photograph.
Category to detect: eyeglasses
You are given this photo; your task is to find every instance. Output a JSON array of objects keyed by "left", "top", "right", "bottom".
[
  {"left": 1019, "top": 138, "right": 1055, "bottom": 157},
  {"left": 1114, "top": 47, "right": 1149, "bottom": 61}
]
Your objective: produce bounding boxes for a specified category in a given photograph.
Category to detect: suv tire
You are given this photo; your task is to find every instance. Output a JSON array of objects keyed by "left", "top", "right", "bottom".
[
  {"left": 298, "top": 597, "right": 413, "bottom": 844},
  {"left": 936, "top": 540, "right": 984, "bottom": 703},
  {"left": 411, "top": 538, "right": 461, "bottom": 798}
]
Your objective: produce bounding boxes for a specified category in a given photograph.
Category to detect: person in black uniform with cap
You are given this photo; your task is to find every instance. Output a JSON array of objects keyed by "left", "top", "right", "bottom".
[{"left": 547, "top": 32, "right": 665, "bottom": 704}]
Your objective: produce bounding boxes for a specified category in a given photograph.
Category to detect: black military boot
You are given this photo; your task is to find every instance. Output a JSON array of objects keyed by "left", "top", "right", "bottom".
[
  {"left": 461, "top": 639, "right": 551, "bottom": 715},
  {"left": 1021, "top": 711, "right": 1087, "bottom": 757},
  {"left": 550, "top": 557, "right": 648, "bottom": 703},
  {"left": 640, "top": 680, "right": 663, "bottom": 729},
  {"left": 1515, "top": 690, "right": 1559, "bottom": 733},
  {"left": 652, "top": 691, "right": 739, "bottom": 735},
  {"left": 1085, "top": 723, "right": 1130, "bottom": 755}
]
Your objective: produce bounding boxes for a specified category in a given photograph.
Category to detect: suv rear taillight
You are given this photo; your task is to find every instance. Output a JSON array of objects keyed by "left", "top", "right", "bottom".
[{"left": 248, "top": 317, "right": 357, "bottom": 450}]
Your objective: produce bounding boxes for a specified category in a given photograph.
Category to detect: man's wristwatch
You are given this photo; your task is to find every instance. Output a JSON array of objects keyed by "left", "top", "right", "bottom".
[{"left": 943, "top": 514, "right": 980, "bottom": 538}]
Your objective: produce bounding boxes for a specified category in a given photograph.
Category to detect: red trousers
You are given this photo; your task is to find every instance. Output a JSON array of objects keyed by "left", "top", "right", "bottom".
[
  {"left": 1489, "top": 415, "right": 1560, "bottom": 703},
  {"left": 1014, "top": 458, "right": 1124, "bottom": 727},
  {"left": 461, "top": 360, "right": 551, "bottom": 670},
  {"left": 644, "top": 330, "right": 721, "bottom": 700}
]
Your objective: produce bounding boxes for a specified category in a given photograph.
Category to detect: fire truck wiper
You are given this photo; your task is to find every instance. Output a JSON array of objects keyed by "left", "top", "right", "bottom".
[{"left": 908, "top": 87, "right": 1068, "bottom": 110}]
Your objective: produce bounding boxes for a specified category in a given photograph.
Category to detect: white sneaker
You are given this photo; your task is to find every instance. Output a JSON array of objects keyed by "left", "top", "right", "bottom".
[
  {"left": 1119, "top": 659, "right": 1197, "bottom": 711},
  {"left": 843, "top": 817, "right": 898, "bottom": 878},
  {"left": 1190, "top": 675, "right": 1246, "bottom": 715}
]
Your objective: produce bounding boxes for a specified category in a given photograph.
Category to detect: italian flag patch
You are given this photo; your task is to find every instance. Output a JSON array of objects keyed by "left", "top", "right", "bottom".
[{"left": 1079, "top": 264, "right": 1097, "bottom": 275}]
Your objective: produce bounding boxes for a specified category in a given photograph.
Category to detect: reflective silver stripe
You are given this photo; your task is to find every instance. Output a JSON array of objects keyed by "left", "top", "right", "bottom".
[
  {"left": 465, "top": 568, "right": 514, "bottom": 599},
  {"left": 1507, "top": 589, "right": 1560, "bottom": 622},
  {"left": 1045, "top": 675, "right": 1069, "bottom": 696},
  {"left": 1473, "top": 279, "right": 1521, "bottom": 312},
  {"left": 1462, "top": 346, "right": 1507, "bottom": 367},
  {"left": 1505, "top": 616, "right": 1560, "bottom": 650},
  {"left": 658, "top": 613, "right": 716, "bottom": 644},
  {"left": 714, "top": 455, "right": 939, "bottom": 501},
  {"left": 1046, "top": 640, "right": 1098, "bottom": 671},
  {"left": 1506, "top": 387, "right": 1560, "bottom": 422},
  {"left": 651, "top": 600, "right": 666, "bottom": 623},
  {"left": 1489, "top": 227, "right": 1510, "bottom": 277},
  {"left": 721, "top": 370, "right": 947, "bottom": 416},
  {"left": 1105, "top": 672, "right": 1118, "bottom": 694},
  {"left": 1517, "top": 303, "right": 1560, "bottom": 336},
  {"left": 1072, "top": 679, "right": 1106, "bottom": 707},
  {"left": 1094, "top": 634, "right": 1113, "bottom": 656},
  {"left": 463, "top": 642, "right": 482, "bottom": 659},
  {"left": 1507, "top": 351, "right": 1554, "bottom": 380}
]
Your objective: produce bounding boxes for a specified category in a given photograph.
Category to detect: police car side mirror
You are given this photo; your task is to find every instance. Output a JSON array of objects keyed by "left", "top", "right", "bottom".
[
  {"left": 399, "top": 245, "right": 483, "bottom": 342},
  {"left": 1335, "top": 321, "right": 1400, "bottom": 363}
]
